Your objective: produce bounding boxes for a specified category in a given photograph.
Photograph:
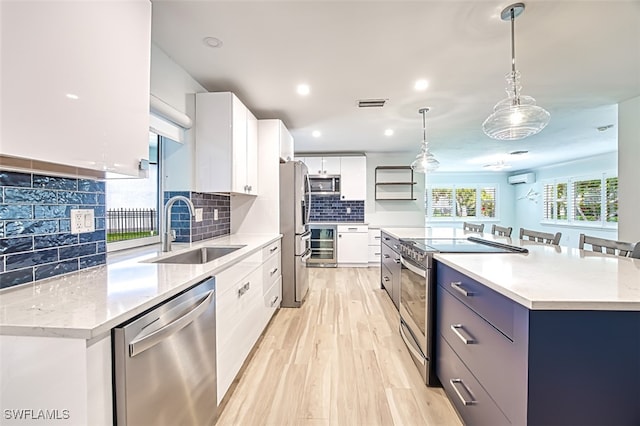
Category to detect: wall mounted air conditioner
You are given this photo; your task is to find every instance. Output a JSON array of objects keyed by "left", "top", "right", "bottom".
[{"left": 508, "top": 172, "right": 535, "bottom": 185}]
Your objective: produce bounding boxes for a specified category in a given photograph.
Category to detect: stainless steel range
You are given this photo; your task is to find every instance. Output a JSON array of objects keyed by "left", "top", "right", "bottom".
[{"left": 398, "top": 236, "right": 527, "bottom": 386}]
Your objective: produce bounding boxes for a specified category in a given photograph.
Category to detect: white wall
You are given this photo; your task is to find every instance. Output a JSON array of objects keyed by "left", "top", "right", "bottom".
[
  {"left": 365, "top": 152, "right": 426, "bottom": 227},
  {"left": 425, "top": 171, "right": 515, "bottom": 229},
  {"left": 618, "top": 95, "right": 640, "bottom": 244},
  {"left": 512, "top": 152, "right": 618, "bottom": 248},
  {"left": 150, "top": 44, "right": 207, "bottom": 191}
]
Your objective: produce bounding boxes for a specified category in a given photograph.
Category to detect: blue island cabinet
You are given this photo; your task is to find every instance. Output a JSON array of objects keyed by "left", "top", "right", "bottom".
[{"left": 435, "top": 261, "right": 640, "bottom": 426}]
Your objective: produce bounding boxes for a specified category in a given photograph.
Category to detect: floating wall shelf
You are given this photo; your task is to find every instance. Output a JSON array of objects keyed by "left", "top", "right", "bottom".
[{"left": 374, "top": 166, "right": 417, "bottom": 201}]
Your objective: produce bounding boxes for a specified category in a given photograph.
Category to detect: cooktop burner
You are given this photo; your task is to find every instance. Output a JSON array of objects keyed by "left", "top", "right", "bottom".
[{"left": 399, "top": 236, "right": 528, "bottom": 264}]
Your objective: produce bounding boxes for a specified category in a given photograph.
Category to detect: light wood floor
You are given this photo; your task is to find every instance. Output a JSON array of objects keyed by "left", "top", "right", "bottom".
[{"left": 216, "top": 267, "right": 462, "bottom": 426}]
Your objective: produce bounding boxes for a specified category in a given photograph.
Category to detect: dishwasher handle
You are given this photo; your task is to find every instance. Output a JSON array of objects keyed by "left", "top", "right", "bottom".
[{"left": 129, "top": 289, "right": 215, "bottom": 357}]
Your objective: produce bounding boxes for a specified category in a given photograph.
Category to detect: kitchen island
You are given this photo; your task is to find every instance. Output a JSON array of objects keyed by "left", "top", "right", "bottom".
[
  {"left": 0, "top": 233, "right": 281, "bottom": 425},
  {"left": 381, "top": 226, "right": 640, "bottom": 425}
]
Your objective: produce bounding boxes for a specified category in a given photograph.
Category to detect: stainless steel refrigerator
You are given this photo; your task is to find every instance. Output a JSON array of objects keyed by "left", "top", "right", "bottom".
[{"left": 280, "top": 161, "right": 311, "bottom": 307}]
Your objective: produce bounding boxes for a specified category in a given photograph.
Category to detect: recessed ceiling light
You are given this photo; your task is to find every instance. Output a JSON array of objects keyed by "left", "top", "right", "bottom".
[
  {"left": 414, "top": 79, "right": 429, "bottom": 91},
  {"left": 203, "top": 36, "right": 223, "bottom": 48},
  {"left": 384, "top": 129, "right": 394, "bottom": 136},
  {"left": 65, "top": 93, "right": 79, "bottom": 100},
  {"left": 297, "top": 84, "right": 310, "bottom": 96},
  {"left": 312, "top": 130, "right": 321, "bottom": 138}
]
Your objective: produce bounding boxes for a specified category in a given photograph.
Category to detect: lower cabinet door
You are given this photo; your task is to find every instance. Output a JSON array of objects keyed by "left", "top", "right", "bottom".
[
  {"left": 216, "top": 265, "right": 263, "bottom": 404},
  {"left": 437, "top": 337, "right": 510, "bottom": 426}
]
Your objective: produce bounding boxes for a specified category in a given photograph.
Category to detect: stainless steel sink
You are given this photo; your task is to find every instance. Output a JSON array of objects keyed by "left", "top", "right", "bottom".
[{"left": 151, "top": 245, "right": 246, "bottom": 264}]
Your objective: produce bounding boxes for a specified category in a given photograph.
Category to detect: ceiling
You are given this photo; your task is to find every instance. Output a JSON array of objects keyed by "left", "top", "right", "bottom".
[{"left": 150, "top": 0, "right": 640, "bottom": 172}]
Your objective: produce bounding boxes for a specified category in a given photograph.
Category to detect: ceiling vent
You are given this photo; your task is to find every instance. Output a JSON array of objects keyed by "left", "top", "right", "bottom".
[{"left": 357, "top": 99, "right": 386, "bottom": 108}]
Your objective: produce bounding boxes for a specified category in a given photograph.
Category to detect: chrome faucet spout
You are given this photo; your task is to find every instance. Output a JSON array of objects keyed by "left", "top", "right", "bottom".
[{"left": 163, "top": 195, "right": 195, "bottom": 252}]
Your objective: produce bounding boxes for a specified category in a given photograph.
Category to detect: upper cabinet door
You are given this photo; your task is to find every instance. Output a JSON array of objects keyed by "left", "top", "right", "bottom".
[
  {"left": 0, "top": 1, "right": 151, "bottom": 177},
  {"left": 322, "top": 157, "right": 341, "bottom": 175},
  {"left": 340, "top": 156, "right": 367, "bottom": 200},
  {"left": 305, "top": 157, "right": 323, "bottom": 175},
  {"left": 279, "top": 122, "right": 294, "bottom": 162},
  {"left": 195, "top": 92, "right": 259, "bottom": 195}
]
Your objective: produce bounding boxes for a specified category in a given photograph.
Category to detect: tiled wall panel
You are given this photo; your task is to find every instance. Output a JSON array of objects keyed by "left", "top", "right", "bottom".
[
  {"left": 0, "top": 171, "right": 106, "bottom": 290},
  {"left": 310, "top": 195, "right": 365, "bottom": 222},
  {"left": 163, "top": 191, "right": 231, "bottom": 243}
]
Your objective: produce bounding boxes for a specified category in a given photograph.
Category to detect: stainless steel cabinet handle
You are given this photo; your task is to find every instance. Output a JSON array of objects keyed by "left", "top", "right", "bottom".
[
  {"left": 347, "top": 227, "right": 357, "bottom": 231},
  {"left": 383, "top": 237, "right": 390, "bottom": 241},
  {"left": 383, "top": 254, "right": 390, "bottom": 259},
  {"left": 238, "top": 281, "right": 251, "bottom": 297},
  {"left": 129, "top": 290, "right": 215, "bottom": 357},
  {"left": 393, "top": 244, "right": 399, "bottom": 250},
  {"left": 374, "top": 236, "right": 381, "bottom": 240},
  {"left": 450, "top": 281, "right": 473, "bottom": 297},
  {"left": 270, "top": 295, "right": 280, "bottom": 307},
  {"left": 374, "top": 252, "right": 381, "bottom": 256},
  {"left": 394, "top": 257, "right": 401, "bottom": 264},
  {"left": 383, "top": 276, "right": 390, "bottom": 282},
  {"left": 451, "top": 324, "right": 475, "bottom": 344},
  {"left": 270, "top": 246, "right": 278, "bottom": 253},
  {"left": 301, "top": 249, "right": 312, "bottom": 262},
  {"left": 450, "top": 379, "right": 475, "bottom": 406},
  {"left": 269, "top": 267, "right": 278, "bottom": 276}
]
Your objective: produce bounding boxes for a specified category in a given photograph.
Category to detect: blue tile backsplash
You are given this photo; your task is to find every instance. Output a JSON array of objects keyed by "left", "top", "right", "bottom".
[
  {"left": 163, "top": 191, "right": 231, "bottom": 243},
  {"left": 310, "top": 194, "right": 365, "bottom": 222},
  {"left": 0, "top": 170, "right": 106, "bottom": 290}
]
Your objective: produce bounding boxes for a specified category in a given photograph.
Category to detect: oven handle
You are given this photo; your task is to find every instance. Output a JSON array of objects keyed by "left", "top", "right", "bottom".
[
  {"left": 399, "top": 322, "right": 426, "bottom": 366},
  {"left": 400, "top": 256, "right": 427, "bottom": 278}
]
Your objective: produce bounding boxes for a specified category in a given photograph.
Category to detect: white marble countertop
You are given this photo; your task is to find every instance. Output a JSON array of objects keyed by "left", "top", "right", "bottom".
[
  {"left": 381, "top": 227, "right": 640, "bottom": 311},
  {"left": 0, "top": 233, "right": 282, "bottom": 340}
]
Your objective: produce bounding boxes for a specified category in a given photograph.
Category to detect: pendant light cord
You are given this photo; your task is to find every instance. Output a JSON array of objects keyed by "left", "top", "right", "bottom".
[{"left": 510, "top": 7, "right": 519, "bottom": 104}]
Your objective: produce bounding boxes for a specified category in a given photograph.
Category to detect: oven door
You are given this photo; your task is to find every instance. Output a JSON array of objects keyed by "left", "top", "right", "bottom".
[{"left": 399, "top": 254, "right": 436, "bottom": 385}]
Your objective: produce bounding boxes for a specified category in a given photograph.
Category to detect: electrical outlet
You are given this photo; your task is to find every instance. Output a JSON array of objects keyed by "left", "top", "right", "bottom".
[
  {"left": 214, "top": 209, "right": 219, "bottom": 221},
  {"left": 70, "top": 209, "right": 95, "bottom": 234},
  {"left": 346, "top": 207, "right": 351, "bottom": 214},
  {"left": 195, "top": 208, "right": 203, "bottom": 222}
]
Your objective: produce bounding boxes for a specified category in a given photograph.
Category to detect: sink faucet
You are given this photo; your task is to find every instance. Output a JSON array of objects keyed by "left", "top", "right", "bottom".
[{"left": 163, "top": 195, "right": 195, "bottom": 252}]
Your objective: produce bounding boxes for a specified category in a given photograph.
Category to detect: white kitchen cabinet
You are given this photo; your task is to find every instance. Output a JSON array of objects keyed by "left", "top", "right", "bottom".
[
  {"left": 216, "top": 240, "right": 281, "bottom": 404},
  {"left": 340, "top": 156, "right": 367, "bottom": 200},
  {"left": 305, "top": 156, "right": 341, "bottom": 175},
  {"left": 1, "top": 1, "right": 151, "bottom": 178},
  {"left": 368, "top": 228, "right": 382, "bottom": 264},
  {"left": 196, "top": 92, "right": 259, "bottom": 195},
  {"left": 278, "top": 122, "right": 295, "bottom": 162},
  {"left": 337, "top": 225, "right": 369, "bottom": 266}
]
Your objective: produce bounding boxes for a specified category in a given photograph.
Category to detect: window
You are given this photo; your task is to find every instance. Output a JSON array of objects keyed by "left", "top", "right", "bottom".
[
  {"left": 542, "top": 174, "right": 617, "bottom": 227},
  {"left": 106, "top": 132, "right": 162, "bottom": 249},
  {"left": 427, "top": 185, "right": 498, "bottom": 220}
]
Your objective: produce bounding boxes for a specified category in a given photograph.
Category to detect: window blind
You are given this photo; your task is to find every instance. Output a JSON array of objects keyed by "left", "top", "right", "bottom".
[
  {"left": 572, "top": 178, "right": 602, "bottom": 222},
  {"left": 431, "top": 188, "right": 453, "bottom": 217}
]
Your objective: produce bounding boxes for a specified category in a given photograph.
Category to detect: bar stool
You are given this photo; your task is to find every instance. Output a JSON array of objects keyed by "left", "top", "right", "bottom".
[{"left": 519, "top": 228, "right": 562, "bottom": 245}]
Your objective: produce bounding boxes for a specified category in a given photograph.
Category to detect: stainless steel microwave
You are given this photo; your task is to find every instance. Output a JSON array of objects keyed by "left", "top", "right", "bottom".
[{"left": 308, "top": 175, "right": 340, "bottom": 195}]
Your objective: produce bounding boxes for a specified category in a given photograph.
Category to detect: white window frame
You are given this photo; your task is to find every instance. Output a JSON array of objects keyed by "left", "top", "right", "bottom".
[
  {"left": 426, "top": 184, "right": 500, "bottom": 222},
  {"left": 541, "top": 172, "right": 618, "bottom": 229}
]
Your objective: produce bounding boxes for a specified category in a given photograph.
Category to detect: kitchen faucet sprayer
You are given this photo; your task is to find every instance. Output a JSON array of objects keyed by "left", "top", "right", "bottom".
[{"left": 163, "top": 195, "right": 195, "bottom": 252}]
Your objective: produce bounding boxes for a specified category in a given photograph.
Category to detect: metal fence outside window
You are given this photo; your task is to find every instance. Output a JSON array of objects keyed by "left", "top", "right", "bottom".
[{"left": 107, "top": 208, "right": 158, "bottom": 242}]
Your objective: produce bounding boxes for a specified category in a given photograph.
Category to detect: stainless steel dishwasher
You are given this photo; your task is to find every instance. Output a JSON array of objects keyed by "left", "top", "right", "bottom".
[{"left": 113, "top": 277, "right": 217, "bottom": 425}]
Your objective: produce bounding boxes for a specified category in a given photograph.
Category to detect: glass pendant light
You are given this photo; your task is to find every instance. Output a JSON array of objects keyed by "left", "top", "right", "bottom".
[
  {"left": 482, "top": 3, "right": 550, "bottom": 141},
  {"left": 411, "top": 108, "right": 440, "bottom": 173}
]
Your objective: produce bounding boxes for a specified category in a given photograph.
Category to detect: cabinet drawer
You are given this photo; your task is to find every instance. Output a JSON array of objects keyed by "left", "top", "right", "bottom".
[
  {"left": 381, "top": 243, "right": 400, "bottom": 271},
  {"left": 437, "top": 262, "right": 515, "bottom": 339},
  {"left": 368, "top": 228, "right": 381, "bottom": 245},
  {"left": 337, "top": 224, "right": 368, "bottom": 233},
  {"left": 438, "top": 285, "right": 520, "bottom": 418},
  {"left": 261, "top": 240, "right": 281, "bottom": 261},
  {"left": 264, "top": 277, "right": 282, "bottom": 310},
  {"left": 215, "top": 250, "right": 262, "bottom": 296},
  {"left": 381, "top": 232, "right": 400, "bottom": 249},
  {"left": 437, "top": 338, "right": 510, "bottom": 426},
  {"left": 368, "top": 245, "right": 381, "bottom": 262},
  {"left": 381, "top": 264, "right": 393, "bottom": 293},
  {"left": 262, "top": 252, "right": 281, "bottom": 293}
]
